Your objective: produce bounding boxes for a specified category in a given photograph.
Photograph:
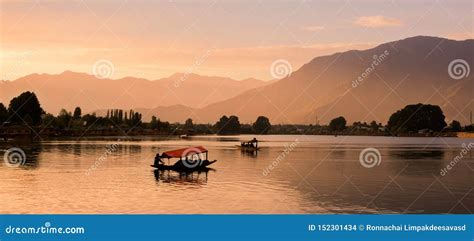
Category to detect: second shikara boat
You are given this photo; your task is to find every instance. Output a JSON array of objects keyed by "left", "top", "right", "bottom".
[
  {"left": 236, "top": 138, "right": 260, "bottom": 151},
  {"left": 151, "top": 146, "right": 217, "bottom": 172}
]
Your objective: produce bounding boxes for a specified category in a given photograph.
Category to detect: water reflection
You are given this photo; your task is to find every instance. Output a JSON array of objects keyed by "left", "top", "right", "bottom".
[
  {"left": 153, "top": 170, "right": 212, "bottom": 184},
  {"left": 240, "top": 149, "right": 258, "bottom": 158},
  {"left": 0, "top": 142, "right": 42, "bottom": 169},
  {"left": 23, "top": 146, "right": 42, "bottom": 169},
  {"left": 390, "top": 148, "right": 445, "bottom": 160},
  {"left": 0, "top": 136, "right": 472, "bottom": 214},
  {"left": 387, "top": 149, "right": 445, "bottom": 176}
]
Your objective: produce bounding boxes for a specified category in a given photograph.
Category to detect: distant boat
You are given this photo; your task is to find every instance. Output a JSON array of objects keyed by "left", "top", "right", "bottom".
[
  {"left": 236, "top": 138, "right": 259, "bottom": 151},
  {"left": 151, "top": 146, "right": 217, "bottom": 172},
  {"left": 180, "top": 130, "right": 195, "bottom": 139}
]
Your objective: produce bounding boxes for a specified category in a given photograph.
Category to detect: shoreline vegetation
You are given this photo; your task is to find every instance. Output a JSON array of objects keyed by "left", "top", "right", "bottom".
[{"left": 0, "top": 91, "right": 472, "bottom": 140}]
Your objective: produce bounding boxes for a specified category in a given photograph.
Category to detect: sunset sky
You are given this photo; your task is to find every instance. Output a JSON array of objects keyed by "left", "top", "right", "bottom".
[{"left": 1, "top": 0, "right": 472, "bottom": 81}]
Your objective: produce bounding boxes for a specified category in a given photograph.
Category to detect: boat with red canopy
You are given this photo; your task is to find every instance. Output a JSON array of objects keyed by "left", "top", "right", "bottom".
[{"left": 151, "top": 146, "right": 217, "bottom": 172}]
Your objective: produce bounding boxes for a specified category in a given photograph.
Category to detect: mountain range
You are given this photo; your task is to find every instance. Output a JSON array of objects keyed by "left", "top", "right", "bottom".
[
  {"left": 0, "top": 71, "right": 269, "bottom": 115},
  {"left": 1, "top": 36, "right": 473, "bottom": 125},
  {"left": 192, "top": 36, "right": 473, "bottom": 125}
]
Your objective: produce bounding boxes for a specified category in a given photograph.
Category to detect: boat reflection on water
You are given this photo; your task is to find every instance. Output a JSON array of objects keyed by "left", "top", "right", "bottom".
[
  {"left": 240, "top": 149, "right": 258, "bottom": 158},
  {"left": 153, "top": 169, "right": 215, "bottom": 184}
]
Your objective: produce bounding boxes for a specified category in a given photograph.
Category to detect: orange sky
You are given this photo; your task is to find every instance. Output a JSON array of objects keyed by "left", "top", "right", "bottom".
[{"left": 1, "top": 0, "right": 472, "bottom": 81}]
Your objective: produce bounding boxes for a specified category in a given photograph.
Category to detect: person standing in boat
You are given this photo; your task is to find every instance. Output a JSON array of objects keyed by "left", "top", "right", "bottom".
[
  {"left": 154, "top": 153, "right": 164, "bottom": 166},
  {"left": 252, "top": 137, "right": 258, "bottom": 148}
]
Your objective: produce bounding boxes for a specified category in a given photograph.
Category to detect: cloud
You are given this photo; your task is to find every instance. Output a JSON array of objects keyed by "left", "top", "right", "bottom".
[
  {"left": 353, "top": 15, "right": 402, "bottom": 28},
  {"left": 300, "top": 26, "right": 325, "bottom": 32}
]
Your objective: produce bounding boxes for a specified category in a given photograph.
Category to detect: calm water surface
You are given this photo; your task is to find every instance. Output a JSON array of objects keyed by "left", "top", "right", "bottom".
[{"left": 0, "top": 135, "right": 473, "bottom": 214}]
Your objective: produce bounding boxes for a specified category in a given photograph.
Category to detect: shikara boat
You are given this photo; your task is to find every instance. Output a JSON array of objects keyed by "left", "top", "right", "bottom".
[
  {"left": 150, "top": 146, "right": 217, "bottom": 172},
  {"left": 236, "top": 138, "right": 259, "bottom": 151}
]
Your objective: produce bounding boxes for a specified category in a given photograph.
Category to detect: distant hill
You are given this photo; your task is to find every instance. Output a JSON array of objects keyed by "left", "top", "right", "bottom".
[
  {"left": 0, "top": 71, "right": 269, "bottom": 115},
  {"left": 156, "top": 36, "right": 472, "bottom": 125}
]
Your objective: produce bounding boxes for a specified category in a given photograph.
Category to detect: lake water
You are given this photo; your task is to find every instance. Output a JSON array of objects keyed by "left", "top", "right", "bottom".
[{"left": 0, "top": 135, "right": 473, "bottom": 214}]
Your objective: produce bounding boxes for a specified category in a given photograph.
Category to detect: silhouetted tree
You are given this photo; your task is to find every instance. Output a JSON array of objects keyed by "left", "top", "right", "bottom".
[
  {"left": 118, "top": 109, "right": 123, "bottom": 122},
  {"left": 8, "top": 91, "right": 44, "bottom": 125},
  {"left": 387, "top": 103, "right": 447, "bottom": 133},
  {"left": 150, "top": 116, "right": 159, "bottom": 129},
  {"left": 82, "top": 113, "right": 98, "bottom": 126},
  {"left": 216, "top": 115, "right": 229, "bottom": 133},
  {"left": 240, "top": 124, "right": 253, "bottom": 134},
  {"left": 128, "top": 110, "right": 134, "bottom": 125},
  {"left": 0, "top": 103, "right": 8, "bottom": 124},
  {"left": 465, "top": 124, "right": 474, "bottom": 132},
  {"left": 252, "top": 116, "right": 271, "bottom": 134},
  {"left": 114, "top": 109, "right": 119, "bottom": 122},
  {"left": 41, "top": 113, "right": 56, "bottom": 127},
  {"left": 370, "top": 120, "right": 379, "bottom": 132},
  {"left": 215, "top": 115, "right": 241, "bottom": 134},
  {"left": 130, "top": 111, "right": 142, "bottom": 126},
  {"left": 228, "top": 115, "right": 241, "bottom": 134},
  {"left": 184, "top": 118, "right": 194, "bottom": 130},
  {"left": 159, "top": 120, "right": 171, "bottom": 131},
  {"left": 329, "top": 116, "right": 346, "bottom": 132},
  {"left": 73, "top": 107, "right": 82, "bottom": 119},
  {"left": 449, "top": 120, "right": 462, "bottom": 132},
  {"left": 353, "top": 121, "right": 362, "bottom": 128},
  {"left": 57, "top": 109, "right": 72, "bottom": 128}
]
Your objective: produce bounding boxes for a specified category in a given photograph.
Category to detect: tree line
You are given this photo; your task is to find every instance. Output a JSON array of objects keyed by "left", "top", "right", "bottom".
[
  {"left": 0, "top": 91, "right": 472, "bottom": 136},
  {"left": 0, "top": 91, "right": 272, "bottom": 135}
]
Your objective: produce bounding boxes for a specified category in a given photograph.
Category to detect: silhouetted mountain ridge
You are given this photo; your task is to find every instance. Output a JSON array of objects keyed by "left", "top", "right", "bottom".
[
  {"left": 0, "top": 71, "right": 269, "bottom": 115},
  {"left": 140, "top": 36, "right": 473, "bottom": 124}
]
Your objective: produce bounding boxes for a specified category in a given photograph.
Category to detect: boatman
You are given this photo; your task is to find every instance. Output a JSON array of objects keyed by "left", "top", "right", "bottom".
[
  {"left": 252, "top": 137, "right": 258, "bottom": 148},
  {"left": 154, "top": 153, "right": 164, "bottom": 166}
]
